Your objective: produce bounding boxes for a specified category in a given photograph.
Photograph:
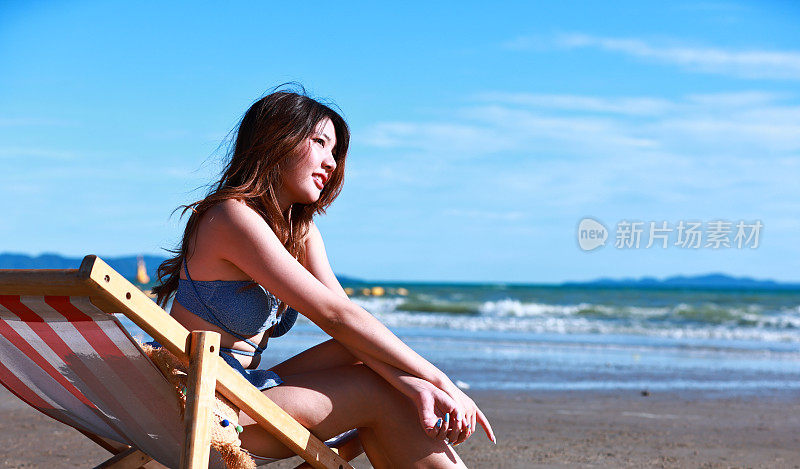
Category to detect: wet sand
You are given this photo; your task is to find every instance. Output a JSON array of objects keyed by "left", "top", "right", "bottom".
[{"left": 1, "top": 386, "right": 798, "bottom": 468}]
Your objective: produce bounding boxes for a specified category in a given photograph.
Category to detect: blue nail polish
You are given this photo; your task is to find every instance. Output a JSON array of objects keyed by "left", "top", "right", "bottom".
[
  {"left": 444, "top": 413, "right": 450, "bottom": 423},
  {"left": 435, "top": 419, "right": 442, "bottom": 429}
]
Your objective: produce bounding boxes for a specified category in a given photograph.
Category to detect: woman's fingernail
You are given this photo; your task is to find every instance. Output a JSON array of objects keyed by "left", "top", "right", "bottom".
[
  {"left": 444, "top": 413, "right": 450, "bottom": 423},
  {"left": 435, "top": 418, "right": 442, "bottom": 429}
]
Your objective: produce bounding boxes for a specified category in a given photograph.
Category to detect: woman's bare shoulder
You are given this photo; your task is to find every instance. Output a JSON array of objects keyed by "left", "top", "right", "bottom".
[
  {"left": 205, "top": 198, "right": 255, "bottom": 221},
  {"left": 201, "top": 199, "right": 268, "bottom": 236},
  {"left": 202, "top": 199, "right": 288, "bottom": 261},
  {"left": 189, "top": 199, "right": 270, "bottom": 280},
  {"left": 194, "top": 204, "right": 349, "bottom": 321}
]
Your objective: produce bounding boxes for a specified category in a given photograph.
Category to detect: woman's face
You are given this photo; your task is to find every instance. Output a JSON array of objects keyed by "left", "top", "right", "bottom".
[{"left": 278, "top": 118, "right": 337, "bottom": 211}]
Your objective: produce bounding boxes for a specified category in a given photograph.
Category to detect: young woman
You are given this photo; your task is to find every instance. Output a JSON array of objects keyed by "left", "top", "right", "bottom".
[{"left": 152, "top": 87, "right": 494, "bottom": 468}]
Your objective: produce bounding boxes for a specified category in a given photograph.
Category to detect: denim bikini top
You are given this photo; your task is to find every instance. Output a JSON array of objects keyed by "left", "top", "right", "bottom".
[{"left": 173, "top": 262, "right": 298, "bottom": 356}]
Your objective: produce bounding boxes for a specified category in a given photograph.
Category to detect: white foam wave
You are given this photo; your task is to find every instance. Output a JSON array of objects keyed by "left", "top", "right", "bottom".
[{"left": 348, "top": 296, "right": 800, "bottom": 343}]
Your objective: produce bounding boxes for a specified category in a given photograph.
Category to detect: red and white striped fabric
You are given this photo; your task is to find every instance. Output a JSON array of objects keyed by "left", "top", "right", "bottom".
[{"left": 0, "top": 295, "right": 227, "bottom": 469}]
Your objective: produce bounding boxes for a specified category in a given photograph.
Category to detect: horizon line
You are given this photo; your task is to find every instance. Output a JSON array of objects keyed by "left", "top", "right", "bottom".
[{"left": 2, "top": 251, "right": 799, "bottom": 287}]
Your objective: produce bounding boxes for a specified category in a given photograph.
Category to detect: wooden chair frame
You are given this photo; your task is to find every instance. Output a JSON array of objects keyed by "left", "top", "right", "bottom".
[{"left": 0, "top": 255, "right": 361, "bottom": 469}]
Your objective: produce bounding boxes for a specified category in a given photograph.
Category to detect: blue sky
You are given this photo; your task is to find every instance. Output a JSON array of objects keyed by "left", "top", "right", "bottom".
[{"left": 1, "top": 1, "right": 799, "bottom": 283}]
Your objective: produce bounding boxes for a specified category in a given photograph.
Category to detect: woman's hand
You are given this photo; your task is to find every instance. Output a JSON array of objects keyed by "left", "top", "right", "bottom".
[
  {"left": 391, "top": 372, "right": 496, "bottom": 445},
  {"left": 403, "top": 375, "right": 460, "bottom": 440},
  {"left": 343, "top": 346, "right": 472, "bottom": 442},
  {"left": 443, "top": 384, "right": 496, "bottom": 446}
]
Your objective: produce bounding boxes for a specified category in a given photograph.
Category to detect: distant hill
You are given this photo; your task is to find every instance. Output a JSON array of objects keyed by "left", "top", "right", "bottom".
[
  {"left": 5, "top": 254, "right": 790, "bottom": 289},
  {"left": 0, "top": 252, "right": 363, "bottom": 284},
  {"left": 335, "top": 274, "right": 365, "bottom": 284},
  {"left": 563, "top": 273, "right": 800, "bottom": 290}
]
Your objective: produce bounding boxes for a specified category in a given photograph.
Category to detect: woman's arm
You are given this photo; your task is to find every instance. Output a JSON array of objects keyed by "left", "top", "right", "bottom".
[
  {"left": 300, "top": 222, "right": 447, "bottom": 397},
  {"left": 209, "top": 201, "right": 447, "bottom": 386},
  {"left": 301, "top": 219, "right": 492, "bottom": 444},
  {"left": 300, "top": 220, "right": 350, "bottom": 297},
  {"left": 207, "top": 201, "right": 493, "bottom": 442}
]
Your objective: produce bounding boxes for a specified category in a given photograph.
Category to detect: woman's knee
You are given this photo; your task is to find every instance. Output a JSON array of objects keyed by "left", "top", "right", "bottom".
[
  {"left": 264, "top": 363, "right": 403, "bottom": 427},
  {"left": 290, "top": 362, "right": 413, "bottom": 427}
]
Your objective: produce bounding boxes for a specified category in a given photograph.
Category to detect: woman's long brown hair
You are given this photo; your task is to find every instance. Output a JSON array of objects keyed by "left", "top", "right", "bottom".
[{"left": 151, "top": 85, "right": 350, "bottom": 308}]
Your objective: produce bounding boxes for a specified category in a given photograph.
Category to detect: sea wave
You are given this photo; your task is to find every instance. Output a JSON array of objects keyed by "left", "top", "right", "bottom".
[{"left": 351, "top": 296, "right": 800, "bottom": 343}]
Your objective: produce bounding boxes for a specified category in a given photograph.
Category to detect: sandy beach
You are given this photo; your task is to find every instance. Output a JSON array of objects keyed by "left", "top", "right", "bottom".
[{"left": 2, "top": 385, "right": 797, "bottom": 468}]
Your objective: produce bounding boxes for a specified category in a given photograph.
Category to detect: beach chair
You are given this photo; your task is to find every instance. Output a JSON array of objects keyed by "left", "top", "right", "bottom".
[{"left": 0, "top": 255, "right": 363, "bottom": 469}]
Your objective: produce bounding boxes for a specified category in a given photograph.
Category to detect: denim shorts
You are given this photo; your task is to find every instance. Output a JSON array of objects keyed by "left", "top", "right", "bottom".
[
  {"left": 218, "top": 349, "right": 283, "bottom": 391},
  {"left": 146, "top": 340, "right": 283, "bottom": 391}
]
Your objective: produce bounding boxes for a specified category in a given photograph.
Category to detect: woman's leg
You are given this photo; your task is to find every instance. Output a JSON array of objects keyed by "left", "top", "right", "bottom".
[
  {"left": 355, "top": 426, "right": 393, "bottom": 469},
  {"left": 238, "top": 363, "right": 465, "bottom": 468},
  {"left": 268, "top": 338, "right": 359, "bottom": 376},
  {"left": 267, "top": 339, "right": 394, "bottom": 464}
]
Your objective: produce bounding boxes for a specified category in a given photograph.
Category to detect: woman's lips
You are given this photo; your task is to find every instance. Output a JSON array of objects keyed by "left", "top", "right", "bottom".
[{"left": 313, "top": 175, "right": 324, "bottom": 189}]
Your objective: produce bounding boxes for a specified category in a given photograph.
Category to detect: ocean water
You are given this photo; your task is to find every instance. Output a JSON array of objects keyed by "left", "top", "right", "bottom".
[{"left": 121, "top": 283, "right": 800, "bottom": 396}]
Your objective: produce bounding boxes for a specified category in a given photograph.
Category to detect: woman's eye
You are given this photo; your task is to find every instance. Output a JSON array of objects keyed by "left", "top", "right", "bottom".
[{"left": 313, "top": 138, "right": 325, "bottom": 147}]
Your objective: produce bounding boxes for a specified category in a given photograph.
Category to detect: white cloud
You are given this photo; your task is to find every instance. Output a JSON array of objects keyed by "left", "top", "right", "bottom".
[
  {"left": 356, "top": 90, "right": 800, "bottom": 223},
  {"left": 508, "top": 33, "right": 800, "bottom": 80},
  {"left": 473, "top": 91, "right": 786, "bottom": 116},
  {"left": 684, "top": 91, "right": 782, "bottom": 107},
  {"left": 361, "top": 121, "right": 513, "bottom": 155},
  {"left": 363, "top": 91, "right": 800, "bottom": 158},
  {"left": 472, "top": 92, "right": 676, "bottom": 116}
]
